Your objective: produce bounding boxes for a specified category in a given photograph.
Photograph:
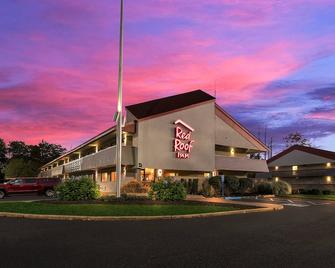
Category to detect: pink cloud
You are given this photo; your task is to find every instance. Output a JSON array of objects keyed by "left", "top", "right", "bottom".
[{"left": 307, "top": 109, "right": 335, "bottom": 121}]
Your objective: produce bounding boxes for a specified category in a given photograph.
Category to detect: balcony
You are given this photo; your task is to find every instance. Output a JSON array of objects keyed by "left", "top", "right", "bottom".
[
  {"left": 64, "top": 146, "right": 135, "bottom": 174},
  {"left": 215, "top": 155, "right": 269, "bottom": 173},
  {"left": 271, "top": 168, "right": 335, "bottom": 178}
]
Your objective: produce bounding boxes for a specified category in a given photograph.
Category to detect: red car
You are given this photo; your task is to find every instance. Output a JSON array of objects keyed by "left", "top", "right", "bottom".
[{"left": 0, "top": 177, "right": 61, "bottom": 199}]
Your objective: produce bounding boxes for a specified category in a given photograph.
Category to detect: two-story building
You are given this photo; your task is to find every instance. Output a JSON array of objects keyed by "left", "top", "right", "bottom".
[
  {"left": 40, "top": 90, "right": 269, "bottom": 194},
  {"left": 268, "top": 145, "right": 335, "bottom": 192}
]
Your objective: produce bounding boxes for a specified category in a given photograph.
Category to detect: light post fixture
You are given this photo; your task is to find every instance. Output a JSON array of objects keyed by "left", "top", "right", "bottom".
[{"left": 115, "top": 0, "right": 124, "bottom": 198}]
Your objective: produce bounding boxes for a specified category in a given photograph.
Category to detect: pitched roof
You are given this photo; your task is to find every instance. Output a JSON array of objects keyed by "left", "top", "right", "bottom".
[
  {"left": 267, "top": 145, "right": 335, "bottom": 163},
  {"left": 126, "top": 90, "right": 215, "bottom": 119}
]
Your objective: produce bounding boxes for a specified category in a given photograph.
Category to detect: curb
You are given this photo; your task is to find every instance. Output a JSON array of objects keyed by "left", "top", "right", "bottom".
[{"left": 0, "top": 204, "right": 283, "bottom": 222}]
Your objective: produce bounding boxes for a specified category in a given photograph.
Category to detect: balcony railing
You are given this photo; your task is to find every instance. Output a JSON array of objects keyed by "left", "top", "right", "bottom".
[
  {"left": 215, "top": 155, "right": 269, "bottom": 173},
  {"left": 271, "top": 168, "right": 335, "bottom": 178},
  {"left": 39, "top": 146, "right": 135, "bottom": 176}
]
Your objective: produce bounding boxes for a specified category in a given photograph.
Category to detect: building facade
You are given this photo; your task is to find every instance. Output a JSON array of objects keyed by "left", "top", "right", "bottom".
[
  {"left": 268, "top": 145, "right": 335, "bottom": 192},
  {"left": 40, "top": 90, "right": 269, "bottom": 194}
]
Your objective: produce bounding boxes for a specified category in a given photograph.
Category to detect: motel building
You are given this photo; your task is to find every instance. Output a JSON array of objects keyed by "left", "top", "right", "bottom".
[
  {"left": 268, "top": 145, "right": 335, "bottom": 192},
  {"left": 40, "top": 90, "right": 269, "bottom": 194}
]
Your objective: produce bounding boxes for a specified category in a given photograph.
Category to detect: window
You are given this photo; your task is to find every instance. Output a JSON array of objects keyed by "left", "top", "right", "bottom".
[
  {"left": 101, "top": 173, "right": 108, "bottom": 182},
  {"left": 111, "top": 172, "right": 116, "bottom": 182},
  {"left": 292, "top": 165, "right": 298, "bottom": 176},
  {"left": 23, "top": 179, "right": 37, "bottom": 184},
  {"left": 204, "top": 172, "right": 210, "bottom": 178}
]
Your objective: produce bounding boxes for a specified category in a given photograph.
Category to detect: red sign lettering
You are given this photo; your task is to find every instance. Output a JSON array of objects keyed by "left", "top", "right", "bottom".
[{"left": 173, "top": 120, "right": 195, "bottom": 159}]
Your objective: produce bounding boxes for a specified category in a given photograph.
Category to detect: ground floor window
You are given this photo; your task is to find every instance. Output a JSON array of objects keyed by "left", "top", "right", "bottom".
[
  {"left": 101, "top": 172, "right": 108, "bottom": 182},
  {"left": 111, "top": 172, "right": 116, "bottom": 182}
]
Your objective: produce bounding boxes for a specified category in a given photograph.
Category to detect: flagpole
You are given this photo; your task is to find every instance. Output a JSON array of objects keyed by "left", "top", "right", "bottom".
[{"left": 116, "top": 0, "right": 124, "bottom": 198}]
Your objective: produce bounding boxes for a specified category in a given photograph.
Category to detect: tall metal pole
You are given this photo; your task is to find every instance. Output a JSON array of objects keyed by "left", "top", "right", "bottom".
[{"left": 116, "top": 0, "right": 124, "bottom": 198}]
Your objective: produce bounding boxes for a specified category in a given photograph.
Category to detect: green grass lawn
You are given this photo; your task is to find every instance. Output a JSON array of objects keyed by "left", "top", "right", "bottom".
[
  {"left": 283, "top": 194, "right": 335, "bottom": 201},
  {"left": 0, "top": 202, "right": 242, "bottom": 216}
]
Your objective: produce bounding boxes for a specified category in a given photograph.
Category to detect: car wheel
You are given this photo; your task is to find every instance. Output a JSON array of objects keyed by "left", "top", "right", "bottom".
[
  {"left": 0, "top": 190, "right": 5, "bottom": 199},
  {"left": 45, "top": 189, "right": 55, "bottom": 198}
]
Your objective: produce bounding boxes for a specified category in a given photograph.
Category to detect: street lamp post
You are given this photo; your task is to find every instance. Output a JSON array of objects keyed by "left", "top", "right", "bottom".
[{"left": 116, "top": 0, "right": 124, "bottom": 198}]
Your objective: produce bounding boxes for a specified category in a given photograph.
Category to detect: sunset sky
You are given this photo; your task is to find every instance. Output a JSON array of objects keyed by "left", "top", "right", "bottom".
[{"left": 1, "top": 0, "right": 335, "bottom": 153}]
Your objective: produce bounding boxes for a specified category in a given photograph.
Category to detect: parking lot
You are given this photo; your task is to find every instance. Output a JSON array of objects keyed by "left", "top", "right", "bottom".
[
  {"left": 0, "top": 195, "right": 334, "bottom": 267},
  {"left": 243, "top": 196, "right": 333, "bottom": 208}
]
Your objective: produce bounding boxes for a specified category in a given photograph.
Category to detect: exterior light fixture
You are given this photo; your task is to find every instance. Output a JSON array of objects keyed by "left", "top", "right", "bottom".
[
  {"left": 275, "top": 177, "right": 279, "bottom": 182},
  {"left": 326, "top": 176, "right": 331, "bottom": 182},
  {"left": 275, "top": 166, "right": 279, "bottom": 170},
  {"left": 157, "top": 169, "right": 163, "bottom": 177},
  {"left": 326, "top": 162, "right": 331, "bottom": 168},
  {"left": 230, "top": 148, "right": 235, "bottom": 156},
  {"left": 292, "top": 166, "right": 298, "bottom": 171}
]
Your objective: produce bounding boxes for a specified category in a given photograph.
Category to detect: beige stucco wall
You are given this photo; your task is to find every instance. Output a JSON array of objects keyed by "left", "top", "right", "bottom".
[
  {"left": 134, "top": 102, "right": 216, "bottom": 171},
  {"left": 268, "top": 150, "right": 334, "bottom": 167},
  {"left": 215, "top": 115, "right": 258, "bottom": 150}
]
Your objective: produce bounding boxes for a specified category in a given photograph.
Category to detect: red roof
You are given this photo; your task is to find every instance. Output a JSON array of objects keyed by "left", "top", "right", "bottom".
[
  {"left": 126, "top": 90, "right": 215, "bottom": 119},
  {"left": 268, "top": 145, "right": 335, "bottom": 163}
]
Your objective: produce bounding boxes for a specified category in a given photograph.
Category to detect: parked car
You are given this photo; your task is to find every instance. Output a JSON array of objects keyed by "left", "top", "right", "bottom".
[{"left": 0, "top": 177, "right": 61, "bottom": 199}]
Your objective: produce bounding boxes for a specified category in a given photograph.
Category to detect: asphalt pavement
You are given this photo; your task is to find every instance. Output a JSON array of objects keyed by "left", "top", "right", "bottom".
[{"left": 0, "top": 197, "right": 334, "bottom": 267}]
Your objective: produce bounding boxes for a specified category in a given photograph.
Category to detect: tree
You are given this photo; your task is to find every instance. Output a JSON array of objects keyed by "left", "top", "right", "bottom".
[
  {"left": 0, "top": 139, "right": 7, "bottom": 179},
  {"left": 4, "top": 158, "right": 41, "bottom": 178},
  {"left": 38, "top": 140, "right": 66, "bottom": 164},
  {"left": 8, "top": 141, "right": 30, "bottom": 159},
  {"left": 283, "top": 132, "right": 312, "bottom": 148}
]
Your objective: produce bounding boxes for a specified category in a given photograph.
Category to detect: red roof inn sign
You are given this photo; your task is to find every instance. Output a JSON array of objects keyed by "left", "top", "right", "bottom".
[{"left": 173, "top": 120, "right": 195, "bottom": 159}]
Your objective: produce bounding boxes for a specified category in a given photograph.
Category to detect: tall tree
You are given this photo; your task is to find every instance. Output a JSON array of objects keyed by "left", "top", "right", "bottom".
[
  {"left": 283, "top": 132, "right": 312, "bottom": 148},
  {"left": 0, "top": 138, "right": 7, "bottom": 179},
  {"left": 38, "top": 140, "right": 66, "bottom": 164},
  {"left": 8, "top": 141, "right": 30, "bottom": 159}
]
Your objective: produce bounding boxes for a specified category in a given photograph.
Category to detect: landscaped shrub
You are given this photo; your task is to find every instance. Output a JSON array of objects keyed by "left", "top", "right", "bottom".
[
  {"left": 56, "top": 177, "right": 100, "bottom": 201},
  {"left": 148, "top": 178, "right": 186, "bottom": 201},
  {"left": 272, "top": 180, "right": 292, "bottom": 195},
  {"left": 201, "top": 179, "right": 216, "bottom": 197},
  {"left": 239, "top": 178, "right": 253, "bottom": 194},
  {"left": 208, "top": 176, "right": 222, "bottom": 195},
  {"left": 225, "top": 176, "right": 240, "bottom": 194},
  {"left": 322, "top": 190, "right": 333, "bottom": 195},
  {"left": 255, "top": 181, "right": 273, "bottom": 195},
  {"left": 309, "top": 189, "right": 322, "bottom": 195},
  {"left": 121, "top": 180, "right": 147, "bottom": 194}
]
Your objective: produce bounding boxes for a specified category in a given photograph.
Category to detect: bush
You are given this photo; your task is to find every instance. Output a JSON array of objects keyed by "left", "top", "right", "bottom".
[
  {"left": 309, "top": 189, "right": 322, "bottom": 195},
  {"left": 208, "top": 176, "right": 221, "bottom": 194},
  {"left": 322, "top": 190, "right": 333, "bottom": 195},
  {"left": 56, "top": 177, "right": 100, "bottom": 201},
  {"left": 121, "top": 180, "right": 147, "bottom": 194},
  {"left": 256, "top": 182, "right": 273, "bottom": 195},
  {"left": 239, "top": 178, "right": 253, "bottom": 194},
  {"left": 201, "top": 179, "right": 216, "bottom": 197},
  {"left": 148, "top": 178, "right": 186, "bottom": 201},
  {"left": 225, "top": 176, "right": 240, "bottom": 194},
  {"left": 272, "top": 180, "right": 292, "bottom": 195}
]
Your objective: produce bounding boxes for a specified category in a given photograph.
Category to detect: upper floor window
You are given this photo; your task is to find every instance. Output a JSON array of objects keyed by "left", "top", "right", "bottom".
[{"left": 292, "top": 165, "right": 298, "bottom": 175}]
